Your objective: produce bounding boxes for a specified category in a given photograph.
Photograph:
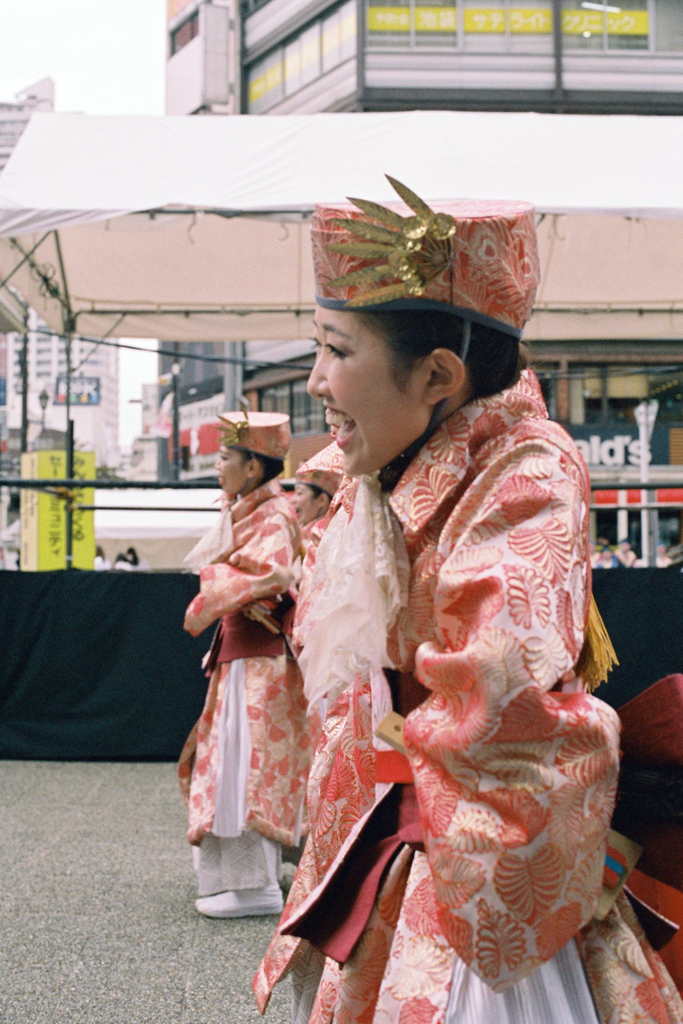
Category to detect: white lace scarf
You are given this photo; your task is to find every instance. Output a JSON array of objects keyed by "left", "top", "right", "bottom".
[
  {"left": 297, "top": 473, "right": 410, "bottom": 711},
  {"left": 183, "top": 505, "right": 234, "bottom": 572}
]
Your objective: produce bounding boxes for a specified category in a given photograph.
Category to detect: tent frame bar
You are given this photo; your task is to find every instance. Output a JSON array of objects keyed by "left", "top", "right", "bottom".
[
  {"left": 0, "top": 232, "right": 51, "bottom": 295},
  {"left": 3, "top": 478, "right": 683, "bottom": 492}
]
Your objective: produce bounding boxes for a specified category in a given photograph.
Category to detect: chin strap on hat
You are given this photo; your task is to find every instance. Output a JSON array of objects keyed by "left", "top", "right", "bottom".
[
  {"left": 460, "top": 319, "right": 472, "bottom": 364},
  {"left": 379, "top": 398, "right": 449, "bottom": 493}
]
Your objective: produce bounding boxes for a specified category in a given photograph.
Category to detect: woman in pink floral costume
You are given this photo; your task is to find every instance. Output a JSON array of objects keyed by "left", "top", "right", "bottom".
[
  {"left": 254, "top": 179, "right": 683, "bottom": 1023},
  {"left": 293, "top": 462, "right": 343, "bottom": 552},
  {"left": 179, "top": 410, "right": 309, "bottom": 919}
]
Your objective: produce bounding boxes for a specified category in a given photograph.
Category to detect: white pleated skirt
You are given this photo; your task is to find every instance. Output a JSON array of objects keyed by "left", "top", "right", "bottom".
[
  {"left": 445, "top": 937, "right": 600, "bottom": 1024},
  {"left": 290, "top": 933, "right": 600, "bottom": 1024}
]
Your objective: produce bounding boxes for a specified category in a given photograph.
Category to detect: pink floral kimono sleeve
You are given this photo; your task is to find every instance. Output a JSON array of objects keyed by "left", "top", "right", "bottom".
[
  {"left": 184, "top": 512, "right": 297, "bottom": 637},
  {"left": 406, "top": 433, "right": 621, "bottom": 992}
]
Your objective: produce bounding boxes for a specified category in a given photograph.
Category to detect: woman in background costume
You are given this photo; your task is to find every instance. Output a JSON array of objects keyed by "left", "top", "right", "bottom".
[
  {"left": 254, "top": 178, "right": 683, "bottom": 1023},
  {"left": 179, "top": 411, "right": 310, "bottom": 919},
  {"left": 293, "top": 460, "right": 342, "bottom": 552}
]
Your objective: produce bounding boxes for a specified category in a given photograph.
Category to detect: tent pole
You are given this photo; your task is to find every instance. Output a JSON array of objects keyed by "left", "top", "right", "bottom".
[{"left": 54, "top": 231, "right": 76, "bottom": 569}]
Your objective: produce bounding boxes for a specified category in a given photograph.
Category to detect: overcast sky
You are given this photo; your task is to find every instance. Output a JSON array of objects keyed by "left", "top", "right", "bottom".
[{"left": 0, "top": 0, "right": 167, "bottom": 451}]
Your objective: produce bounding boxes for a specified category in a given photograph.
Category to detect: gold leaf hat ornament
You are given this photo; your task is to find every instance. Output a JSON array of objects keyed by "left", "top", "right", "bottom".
[
  {"left": 312, "top": 175, "right": 540, "bottom": 338},
  {"left": 218, "top": 411, "right": 291, "bottom": 460}
]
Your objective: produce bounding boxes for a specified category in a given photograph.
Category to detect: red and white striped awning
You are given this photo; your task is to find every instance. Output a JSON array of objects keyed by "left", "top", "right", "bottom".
[{"left": 593, "top": 489, "right": 683, "bottom": 507}]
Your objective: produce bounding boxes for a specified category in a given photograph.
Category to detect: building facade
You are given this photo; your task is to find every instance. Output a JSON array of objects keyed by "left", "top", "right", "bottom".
[
  {"left": 4, "top": 311, "right": 119, "bottom": 471},
  {"left": 166, "top": 1, "right": 683, "bottom": 116},
  {"left": 157, "top": 339, "right": 326, "bottom": 477},
  {"left": 240, "top": 0, "right": 683, "bottom": 115},
  {"left": 0, "top": 78, "right": 54, "bottom": 172}
]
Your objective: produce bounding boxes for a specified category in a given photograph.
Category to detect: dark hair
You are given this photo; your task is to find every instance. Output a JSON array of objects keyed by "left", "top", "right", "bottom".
[
  {"left": 236, "top": 448, "right": 284, "bottom": 485},
  {"left": 300, "top": 482, "right": 324, "bottom": 500},
  {"left": 359, "top": 309, "right": 529, "bottom": 400}
]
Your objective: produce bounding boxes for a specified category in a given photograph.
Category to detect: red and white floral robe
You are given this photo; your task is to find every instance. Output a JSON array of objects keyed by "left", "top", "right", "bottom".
[
  {"left": 254, "top": 373, "right": 683, "bottom": 1024},
  {"left": 179, "top": 478, "right": 311, "bottom": 848}
]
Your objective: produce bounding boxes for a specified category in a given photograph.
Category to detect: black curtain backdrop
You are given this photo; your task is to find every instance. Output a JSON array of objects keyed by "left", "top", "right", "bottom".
[
  {"left": 591, "top": 566, "right": 683, "bottom": 709},
  {"left": 0, "top": 567, "right": 681, "bottom": 760},
  {"left": 0, "top": 571, "right": 211, "bottom": 760}
]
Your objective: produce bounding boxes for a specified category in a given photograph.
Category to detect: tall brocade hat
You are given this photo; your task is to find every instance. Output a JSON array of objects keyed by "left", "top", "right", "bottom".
[
  {"left": 312, "top": 176, "right": 540, "bottom": 339},
  {"left": 218, "top": 411, "right": 290, "bottom": 460},
  {"left": 295, "top": 466, "right": 342, "bottom": 499}
]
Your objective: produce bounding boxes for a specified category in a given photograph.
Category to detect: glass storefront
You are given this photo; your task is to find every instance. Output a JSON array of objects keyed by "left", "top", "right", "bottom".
[{"left": 564, "top": 366, "right": 683, "bottom": 426}]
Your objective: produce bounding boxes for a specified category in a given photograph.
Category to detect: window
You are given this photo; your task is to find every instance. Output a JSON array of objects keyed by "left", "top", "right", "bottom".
[
  {"left": 322, "top": 2, "right": 357, "bottom": 70},
  {"left": 562, "top": 0, "right": 649, "bottom": 52},
  {"left": 260, "top": 382, "right": 290, "bottom": 416},
  {"left": 534, "top": 365, "right": 559, "bottom": 420},
  {"left": 367, "top": 0, "right": 412, "bottom": 46},
  {"left": 366, "top": 0, "right": 553, "bottom": 50},
  {"left": 565, "top": 365, "right": 683, "bottom": 426},
  {"left": 249, "top": 47, "right": 285, "bottom": 113},
  {"left": 655, "top": 0, "right": 683, "bottom": 51},
  {"left": 415, "top": 0, "right": 458, "bottom": 48},
  {"left": 259, "top": 378, "right": 326, "bottom": 435},
  {"left": 292, "top": 378, "right": 325, "bottom": 433},
  {"left": 170, "top": 10, "right": 199, "bottom": 55},
  {"left": 362, "top": 0, "right": 683, "bottom": 52},
  {"left": 283, "top": 23, "right": 321, "bottom": 97},
  {"left": 250, "top": 3, "right": 356, "bottom": 111},
  {"left": 650, "top": 370, "right": 683, "bottom": 423}
]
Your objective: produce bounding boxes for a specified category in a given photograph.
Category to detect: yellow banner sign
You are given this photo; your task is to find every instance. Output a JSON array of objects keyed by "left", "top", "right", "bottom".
[
  {"left": 416, "top": 6, "right": 458, "bottom": 31},
  {"left": 562, "top": 10, "right": 648, "bottom": 35},
  {"left": 368, "top": 6, "right": 411, "bottom": 31},
  {"left": 20, "top": 451, "right": 96, "bottom": 571},
  {"left": 368, "top": 6, "right": 648, "bottom": 35}
]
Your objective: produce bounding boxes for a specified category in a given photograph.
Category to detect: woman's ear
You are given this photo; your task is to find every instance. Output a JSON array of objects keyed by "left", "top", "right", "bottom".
[
  {"left": 245, "top": 456, "right": 263, "bottom": 482},
  {"left": 423, "top": 347, "right": 469, "bottom": 405}
]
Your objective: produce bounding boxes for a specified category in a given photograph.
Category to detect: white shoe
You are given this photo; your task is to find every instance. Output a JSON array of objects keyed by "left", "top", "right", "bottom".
[{"left": 195, "top": 882, "right": 284, "bottom": 919}]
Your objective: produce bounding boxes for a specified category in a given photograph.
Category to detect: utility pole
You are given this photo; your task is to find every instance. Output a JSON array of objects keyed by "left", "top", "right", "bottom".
[
  {"left": 171, "top": 342, "right": 181, "bottom": 482},
  {"left": 552, "top": 0, "right": 564, "bottom": 113},
  {"left": 223, "top": 341, "right": 244, "bottom": 411}
]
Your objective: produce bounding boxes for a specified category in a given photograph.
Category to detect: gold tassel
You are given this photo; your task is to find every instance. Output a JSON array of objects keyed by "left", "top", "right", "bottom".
[{"left": 576, "top": 594, "right": 619, "bottom": 692}]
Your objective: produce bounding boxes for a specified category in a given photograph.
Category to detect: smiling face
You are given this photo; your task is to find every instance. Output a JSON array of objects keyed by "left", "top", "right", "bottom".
[
  {"left": 214, "top": 447, "right": 263, "bottom": 497},
  {"left": 308, "top": 306, "right": 470, "bottom": 478},
  {"left": 293, "top": 482, "right": 330, "bottom": 527}
]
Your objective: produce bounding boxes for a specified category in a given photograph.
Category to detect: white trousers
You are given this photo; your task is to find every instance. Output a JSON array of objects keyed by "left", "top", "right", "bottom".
[
  {"left": 194, "top": 657, "right": 281, "bottom": 895},
  {"left": 194, "top": 832, "right": 281, "bottom": 896}
]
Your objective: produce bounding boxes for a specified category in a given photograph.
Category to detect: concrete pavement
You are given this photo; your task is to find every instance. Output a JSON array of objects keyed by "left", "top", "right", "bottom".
[{"left": 0, "top": 761, "right": 292, "bottom": 1023}]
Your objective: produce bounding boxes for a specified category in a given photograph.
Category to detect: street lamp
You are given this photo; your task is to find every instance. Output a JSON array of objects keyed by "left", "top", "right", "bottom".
[{"left": 38, "top": 388, "right": 50, "bottom": 430}]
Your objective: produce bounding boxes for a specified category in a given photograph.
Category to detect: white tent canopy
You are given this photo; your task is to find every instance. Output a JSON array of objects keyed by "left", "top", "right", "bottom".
[
  {"left": 94, "top": 488, "right": 222, "bottom": 570},
  {"left": 1, "top": 109, "right": 683, "bottom": 342}
]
